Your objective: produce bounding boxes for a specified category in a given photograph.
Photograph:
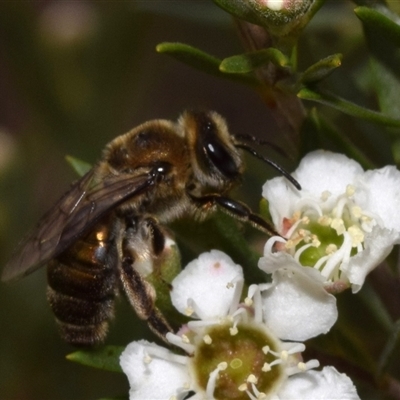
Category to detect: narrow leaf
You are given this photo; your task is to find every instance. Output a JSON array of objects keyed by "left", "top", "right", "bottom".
[
  {"left": 220, "top": 48, "right": 289, "bottom": 74},
  {"left": 355, "top": 6, "right": 400, "bottom": 48},
  {"left": 298, "top": 87, "right": 400, "bottom": 129},
  {"left": 300, "top": 54, "right": 342, "bottom": 84},
  {"left": 156, "top": 42, "right": 257, "bottom": 86},
  {"left": 65, "top": 155, "right": 92, "bottom": 177},
  {"left": 66, "top": 346, "right": 124, "bottom": 373}
]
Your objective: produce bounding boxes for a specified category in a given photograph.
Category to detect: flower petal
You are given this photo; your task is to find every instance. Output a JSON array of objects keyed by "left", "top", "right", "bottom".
[
  {"left": 293, "top": 150, "right": 363, "bottom": 203},
  {"left": 342, "top": 226, "right": 397, "bottom": 292},
  {"left": 262, "top": 176, "right": 300, "bottom": 231},
  {"left": 355, "top": 166, "right": 400, "bottom": 231},
  {"left": 261, "top": 261, "right": 337, "bottom": 341},
  {"left": 277, "top": 366, "right": 360, "bottom": 399},
  {"left": 120, "top": 340, "right": 191, "bottom": 400},
  {"left": 171, "top": 250, "right": 243, "bottom": 320}
]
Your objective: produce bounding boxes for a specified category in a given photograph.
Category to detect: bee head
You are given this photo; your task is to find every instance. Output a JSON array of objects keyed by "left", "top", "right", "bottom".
[{"left": 180, "top": 110, "right": 244, "bottom": 192}]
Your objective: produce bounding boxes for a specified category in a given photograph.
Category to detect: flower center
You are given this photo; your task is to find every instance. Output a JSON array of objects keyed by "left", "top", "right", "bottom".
[
  {"left": 284, "top": 185, "right": 376, "bottom": 283},
  {"left": 191, "top": 322, "right": 285, "bottom": 400}
]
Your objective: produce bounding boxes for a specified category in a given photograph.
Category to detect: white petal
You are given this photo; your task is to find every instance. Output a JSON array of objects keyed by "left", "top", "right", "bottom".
[
  {"left": 355, "top": 166, "right": 400, "bottom": 231},
  {"left": 262, "top": 265, "right": 337, "bottom": 341},
  {"left": 171, "top": 250, "right": 243, "bottom": 320},
  {"left": 262, "top": 176, "right": 300, "bottom": 231},
  {"left": 341, "top": 226, "right": 398, "bottom": 293},
  {"left": 277, "top": 366, "right": 360, "bottom": 399},
  {"left": 263, "top": 151, "right": 364, "bottom": 233},
  {"left": 293, "top": 150, "right": 363, "bottom": 203},
  {"left": 120, "top": 340, "right": 191, "bottom": 400},
  {"left": 259, "top": 244, "right": 326, "bottom": 283}
]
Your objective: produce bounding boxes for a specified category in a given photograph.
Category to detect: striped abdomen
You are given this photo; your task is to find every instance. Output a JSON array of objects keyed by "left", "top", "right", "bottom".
[{"left": 47, "top": 222, "right": 117, "bottom": 346}]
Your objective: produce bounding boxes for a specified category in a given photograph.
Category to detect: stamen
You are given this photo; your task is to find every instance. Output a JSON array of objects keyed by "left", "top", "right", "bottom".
[
  {"left": 351, "top": 205, "right": 362, "bottom": 219},
  {"left": 321, "top": 190, "right": 331, "bottom": 201},
  {"left": 203, "top": 335, "right": 212, "bottom": 344},
  {"left": 334, "top": 195, "right": 350, "bottom": 218},
  {"left": 181, "top": 334, "right": 190, "bottom": 344},
  {"left": 186, "top": 298, "right": 202, "bottom": 318},
  {"left": 238, "top": 383, "right": 247, "bottom": 392},
  {"left": 262, "top": 363, "right": 271, "bottom": 372},
  {"left": 229, "top": 275, "right": 245, "bottom": 315},
  {"left": 166, "top": 332, "right": 195, "bottom": 354},
  {"left": 311, "top": 235, "right": 321, "bottom": 247},
  {"left": 325, "top": 244, "right": 337, "bottom": 255},
  {"left": 230, "top": 325, "right": 239, "bottom": 336},
  {"left": 297, "top": 362, "right": 307, "bottom": 371},
  {"left": 280, "top": 350, "right": 289, "bottom": 361},
  {"left": 206, "top": 362, "right": 227, "bottom": 399},
  {"left": 286, "top": 358, "right": 320, "bottom": 376},
  {"left": 262, "top": 345, "right": 270, "bottom": 355},
  {"left": 247, "top": 374, "right": 258, "bottom": 384},
  {"left": 285, "top": 217, "right": 308, "bottom": 239},
  {"left": 251, "top": 382, "right": 267, "bottom": 399},
  {"left": 331, "top": 218, "right": 345, "bottom": 235},
  {"left": 294, "top": 243, "right": 313, "bottom": 262},
  {"left": 313, "top": 254, "right": 329, "bottom": 271},
  {"left": 184, "top": 305, "right": 194, "bottom": 316},
  {"left": 248, "top": 284, "right": 263, "bottom": 323},
  {"left": 318, "top": 215, "right": 332, "bottom": 226},
  {"left": 348, "top": 225, "right": 364, "bottom": 247},
  {"left": 295, "top": 198, "right": 323, "bottom": 218},
  {"left": 320, "top": 232, "right": 352, "bottom": 279},
  {"left": 245, "top": 297, "right": 253, "bottom": 306},
  {"left": 281, "top": 342, "right": 306, "bottom": 354},
  {"left": 346, "top": 184, "right": 355, "bottom": 196},
  {"left": 143, "top": 353, "right": 152, "bottom": 364}
]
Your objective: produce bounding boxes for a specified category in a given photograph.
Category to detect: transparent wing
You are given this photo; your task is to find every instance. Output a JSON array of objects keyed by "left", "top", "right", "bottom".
[{"left": 2, "top": 168, "right": 153, "bottom": 282}]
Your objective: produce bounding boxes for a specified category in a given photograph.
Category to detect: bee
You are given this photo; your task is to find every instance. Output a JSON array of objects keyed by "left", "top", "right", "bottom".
[{"left": 2, "top": 110, "right": 300, "bottom": 346}]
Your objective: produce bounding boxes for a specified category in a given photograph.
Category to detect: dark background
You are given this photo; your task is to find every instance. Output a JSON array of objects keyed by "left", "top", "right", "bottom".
[{"left": 0, "top": 2, "right": 364, "bottom": 399}]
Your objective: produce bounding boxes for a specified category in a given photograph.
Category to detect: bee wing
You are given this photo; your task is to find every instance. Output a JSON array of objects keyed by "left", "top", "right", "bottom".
[{"left": 2, "top": 168, "right": 153, "bottom": 282}]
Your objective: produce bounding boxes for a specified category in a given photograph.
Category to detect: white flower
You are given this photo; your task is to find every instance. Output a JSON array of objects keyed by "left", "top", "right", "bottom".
[
  {"left": 276, "top": 366, "right": 360, "bottom": 400},
  {"left": 260, "top": 150, "right": 400, "bottom": 293},
  {"left": 120, "top": 250, "right": 358, "bottom": 400}
]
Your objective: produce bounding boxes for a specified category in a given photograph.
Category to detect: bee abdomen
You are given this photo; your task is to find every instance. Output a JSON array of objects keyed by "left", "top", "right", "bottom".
[{"left": 46, "top": 226, "right": 117, "bottom": 346}]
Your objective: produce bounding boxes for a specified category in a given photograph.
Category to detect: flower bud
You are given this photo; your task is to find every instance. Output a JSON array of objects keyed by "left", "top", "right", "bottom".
[{"left": 213, "top": 0, "right": 324, "bottom": 37}]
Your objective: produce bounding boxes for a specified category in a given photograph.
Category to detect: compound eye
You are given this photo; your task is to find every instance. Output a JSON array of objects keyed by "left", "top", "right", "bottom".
[{"left": 205, "top": 136, "right": 239, "bottom": 178}]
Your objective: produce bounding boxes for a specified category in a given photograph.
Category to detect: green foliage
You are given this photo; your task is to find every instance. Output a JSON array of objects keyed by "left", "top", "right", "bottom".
[{"left": 67, "top": 346, "right": 125, "bottom": 373}]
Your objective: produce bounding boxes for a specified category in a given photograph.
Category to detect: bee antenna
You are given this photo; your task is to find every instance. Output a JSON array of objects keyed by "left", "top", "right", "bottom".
[
  {"left": 235, "top": 142, "right": 302, "bottom": 190},
  {"left": 234, "top": 133, "right": 289, "bottom": 159}
]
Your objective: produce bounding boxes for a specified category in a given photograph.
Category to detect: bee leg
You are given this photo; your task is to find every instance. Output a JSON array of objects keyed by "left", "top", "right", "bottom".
[
  {"left": 119, "top": 252, "right": 173, "bottom": 341},
  {"left": 192, "top": 194, "right": 279, "bottom": 236},
  {"left": 143, "top": 217, "right": 166, "bottom": 256}
]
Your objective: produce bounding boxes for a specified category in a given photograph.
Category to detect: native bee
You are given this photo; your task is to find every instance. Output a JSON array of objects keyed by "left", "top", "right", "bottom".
[{"left": 2, "top": 110, "right": 300, "bottom": 346}]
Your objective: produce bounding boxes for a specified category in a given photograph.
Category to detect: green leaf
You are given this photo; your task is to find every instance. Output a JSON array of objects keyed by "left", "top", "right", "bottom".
[
  {"left": 65, "top": 155, "right": 92, "bottom": 177},
  {"left": 355, "top": 6, "right": 400, "bottom": 48},
  {"left": 300, "top": 54, "right": 342, "bottom": 84},
  {"left": 66, "top": 346, "right": 124, "bottom": 373},
  {"left": 355, "top": 5, "right": 400, "bottom": 136},
  {"left": 156, "top": 42, "right": 257, "bottom": 86},
  {"left": 220, "top": 48, "right": 289, "bottom": 74},
  {"left": 298, "top": 87, "right": 400, "bottom": 129}
]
